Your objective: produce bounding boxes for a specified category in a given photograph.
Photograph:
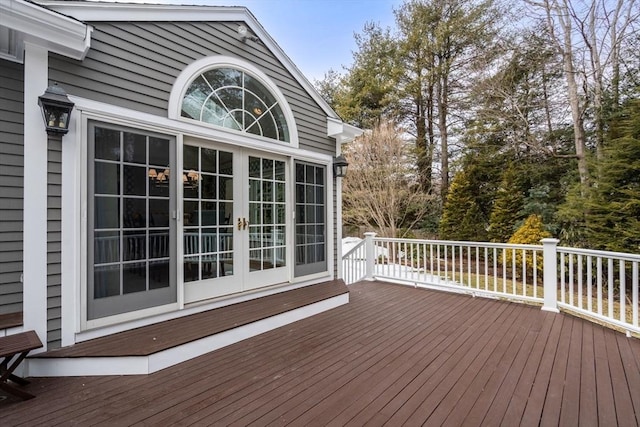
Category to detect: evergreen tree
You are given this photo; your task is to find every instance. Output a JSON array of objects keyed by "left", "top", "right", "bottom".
[
  {"left": 488, "top": 165, "right": 524, "bottom": 242},
  {"left": 586, "top": 98, "right": 640, "bottom": 252}
]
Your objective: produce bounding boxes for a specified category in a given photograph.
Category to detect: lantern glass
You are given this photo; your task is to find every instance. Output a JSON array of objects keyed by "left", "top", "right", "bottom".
[
  {"left": 333, "top": 155, "right": 349, "bottom": 178},
  {"left": 38, "top": 83, "right": 74, "bottom": 135}
]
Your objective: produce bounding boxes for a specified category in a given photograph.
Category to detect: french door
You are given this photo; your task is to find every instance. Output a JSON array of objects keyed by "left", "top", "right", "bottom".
[{"left": 183, "top": 140, "right": 289, "bottom": 303}]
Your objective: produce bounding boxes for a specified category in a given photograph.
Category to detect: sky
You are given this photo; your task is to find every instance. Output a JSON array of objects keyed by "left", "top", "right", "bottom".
[{"left": 112, "top": 0, "right": 403, "bottom": 82}]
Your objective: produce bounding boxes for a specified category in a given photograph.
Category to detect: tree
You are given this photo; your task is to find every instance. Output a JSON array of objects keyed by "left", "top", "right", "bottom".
[
  {"left": 586, "top": 98, "right": 640, "bottom": 252},
  {"left": 342, "top": 121, "right": 434, "bottom": 238},
  {"left": 526, "top": 0, "right": 640, "bottom": 195},
  {"left": 338, "top": 23, "right": 399, "bottom": 129},
  {"left": 395, "top": 0, "right": 503, "bottom": 201},
  {"left": 488, "top": 165, "right": 525, "bottom": 242}
]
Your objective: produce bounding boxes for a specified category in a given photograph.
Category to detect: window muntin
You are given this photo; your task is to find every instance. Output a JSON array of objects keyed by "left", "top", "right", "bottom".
[
  {"left": 181, "top": 67, "right": 290, "bottom": 142},
  {"left": 294, "top": 162, "right": 327, "bottom": 277},
  {"left": 88, "top": 123, "right": 176, "bottom": 320},
  {"left": 182, "top": 145, "right": 235, "bottom": 282}
]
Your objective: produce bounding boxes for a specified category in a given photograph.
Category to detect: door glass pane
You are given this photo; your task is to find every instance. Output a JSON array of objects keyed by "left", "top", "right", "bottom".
[
  {"left": 95, "top": 162, "right": 119, "bottom": 195},
  {"left": 123, "top": 132, "right": 147, "bottom": 164},
  {"left": 183, "top": 145, "right": 234, "bottom": 282},
  {"left": 89, "top": 124, "right": 175, "bottom": 320},
  {"left": 294, "top": 162, "right": 327, "bottom": 277},
  {"left": 248, "top": 156, "right": 287, "bottom": 274}
]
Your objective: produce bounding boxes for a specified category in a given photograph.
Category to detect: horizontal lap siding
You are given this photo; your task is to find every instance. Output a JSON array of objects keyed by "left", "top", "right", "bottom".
[
  {"left": 45, "top": 20, "right": 339, "bottom": 336},
  {"left": 47, "top": 139, "right": 62, "bottom": 349},
  {"left": 0, "top": 59, "right": 24, "bottom": 315},
  {"left": 49, "top": 21, "right": 334, "bottom": 156}
]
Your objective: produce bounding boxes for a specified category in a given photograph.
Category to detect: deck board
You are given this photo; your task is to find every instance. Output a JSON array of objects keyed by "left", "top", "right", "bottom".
[
  {"left": 1, "top": 281, "right": 639, "bottom": 426},
  {"left": 36, "top": 280, "right": 347, "bottom": 358}
]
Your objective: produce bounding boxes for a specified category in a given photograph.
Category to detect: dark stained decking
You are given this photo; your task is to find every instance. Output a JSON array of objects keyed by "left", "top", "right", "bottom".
[{"left": 1, "top": 281, "right": 639, "bottom": 426}]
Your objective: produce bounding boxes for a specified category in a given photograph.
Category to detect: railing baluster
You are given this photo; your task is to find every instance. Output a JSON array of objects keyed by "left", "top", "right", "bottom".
[
  {"left": 533, "top": 250, "right": 537, "bottom": 299},
  {"left": 633, "top": 261, "right": 638, "bottom": 328},
  {"left": 608, "top": 258, "right": 614, "bottom": 319},
  {"left": 578, "top": 254, "right": 583, "bottom": 310},
  {"left": 597, "top": 257, "right": 603, "bottom": 315},
  {"left": 512, "top": 248, "right": 516, "bottom": 295},
  {"left": 522, "top": 249, "right": 527, "bottom": 296},
  {"left": 561, "top": 252, "right": 566, "bottom": 304},
  {"left": 502, "top": 248, "right": 507, "bottom": 294},
  {"left": 492, "top": 247, "right": 497, "bottom": 292},
  {"left": 569, "top": 255, "right": 574, "bottom": 306},
  {"left": 587, "top": 256, "right": 593, "bottom": 313},
  {"left": 620, "top": 260, "right": 626, "bottom": 323}
]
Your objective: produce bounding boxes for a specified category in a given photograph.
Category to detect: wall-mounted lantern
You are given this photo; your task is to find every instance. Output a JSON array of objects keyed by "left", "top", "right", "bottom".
[
  {"left": 38, "top": 83, "right": 74, "bottom": 135},
  {"left": 333, "top": 154, "right": 349, "bottom": 178}
]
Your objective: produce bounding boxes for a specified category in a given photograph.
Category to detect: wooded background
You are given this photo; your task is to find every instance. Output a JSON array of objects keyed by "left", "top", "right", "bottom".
[{"left": 317, "top": 0, "right": 640, "bottom": 252}]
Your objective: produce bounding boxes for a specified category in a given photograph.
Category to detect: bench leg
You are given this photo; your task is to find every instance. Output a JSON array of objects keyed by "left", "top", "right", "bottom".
[{"left": 0, "top": 352, "right": 35, "bottom": 400}]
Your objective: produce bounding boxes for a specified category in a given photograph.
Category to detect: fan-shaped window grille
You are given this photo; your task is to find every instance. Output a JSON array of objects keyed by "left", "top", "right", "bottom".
[{"left": 181, "top": 67, "right": 290, "bottom": 142}]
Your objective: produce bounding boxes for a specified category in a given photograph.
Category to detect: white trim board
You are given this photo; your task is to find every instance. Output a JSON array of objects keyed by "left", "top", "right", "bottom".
[{"left": 26, "top": 293, "right": 349, "bottom": 377}]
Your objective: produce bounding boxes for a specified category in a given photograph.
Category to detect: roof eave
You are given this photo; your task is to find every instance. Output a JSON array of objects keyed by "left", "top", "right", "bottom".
[{"left": 1, "top": 0, "right": 91, "bottom": 61}]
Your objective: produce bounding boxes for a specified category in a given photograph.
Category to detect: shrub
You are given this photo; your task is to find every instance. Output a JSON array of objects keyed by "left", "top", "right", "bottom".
[{"left": 502, "top": 214, "right": 551, "bottom": 278}]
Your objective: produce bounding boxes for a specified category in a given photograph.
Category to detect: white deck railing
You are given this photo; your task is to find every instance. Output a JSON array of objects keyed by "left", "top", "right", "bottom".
[{"left": 343, "top": 233, "right": 640, "bottom": 337}]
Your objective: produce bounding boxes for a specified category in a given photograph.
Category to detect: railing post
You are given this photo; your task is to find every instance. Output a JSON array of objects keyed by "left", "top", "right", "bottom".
[
  {"left": 364, "top": 232, "right": 377, "bottom": 281},
  {"left": 541, "top": 238, "right": 560, "bottom": 313}
]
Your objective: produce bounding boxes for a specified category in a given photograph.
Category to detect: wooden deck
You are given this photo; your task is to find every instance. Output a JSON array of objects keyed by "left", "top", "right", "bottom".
[{"left": 1, "top": 281, "right": 639, "bottom": 425}]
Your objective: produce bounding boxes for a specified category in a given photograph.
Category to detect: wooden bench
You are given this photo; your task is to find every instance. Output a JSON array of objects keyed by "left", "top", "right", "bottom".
[{"left": 0, "top": 331, "right": 43, "bottom": 400}]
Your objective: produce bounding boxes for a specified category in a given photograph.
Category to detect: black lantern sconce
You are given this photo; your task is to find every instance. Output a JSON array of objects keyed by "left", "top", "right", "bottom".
[
  {"left": 333, "top": 154, "right": 349, "bottom": 178},
  {"left": 38, "top": 83, "right": 75, "bottom": 135}
]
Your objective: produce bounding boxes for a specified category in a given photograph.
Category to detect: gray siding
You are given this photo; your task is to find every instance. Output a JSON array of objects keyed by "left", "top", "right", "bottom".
[
  {"left": 47, "top": 139, "right": 62, "bottom": 349},
  {"left": 43, "top": 18, "right": 341, "bottom": 336},
  {"left": 49, "top": 21, "right": 335, "bottom": 156},
  {"left": 0, "top": 59, "right": 24, "bottom": 315}
]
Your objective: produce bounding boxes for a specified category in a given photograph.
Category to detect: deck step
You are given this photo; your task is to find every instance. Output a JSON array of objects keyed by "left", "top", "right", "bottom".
[{"left": 26, "top": 280, "right": 349, "bottom": 376}]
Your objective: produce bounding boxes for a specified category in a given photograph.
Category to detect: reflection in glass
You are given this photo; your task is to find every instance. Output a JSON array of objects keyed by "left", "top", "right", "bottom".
[
  {"left": 149, "top": 199, "right": 169, "bottom": 227},
  {"left": 149, "top": 260, "right": 170, "bottom": 289},
  {"left": 124, "top": 165, "right": 146, "bottom": 196},
  {"left": 249, "top": 249, "right": 261, "bottom": 271},
  {"left": 124, "top": 230, "right": 146, "bottom": 261},
  {"left": 276, "top": 247, "right": 286, "bottom": 268},
  {"left": 94, "top": 265, "right": 120, "bottom": 298},
  {"left": 149, "top": 230, "right": 169, "bottom": 258},
  {"left": 249, "top": 179, "right": 260, "bottom": 202},
  {"left": 181, "top": 68, "right": 289, "bottom": 142},
  {"left": 124, "top": 198, "right": 146, "bottom": 229},
  {"left": 149, "top": 137, "right": 170, "bottom": 167},
  {"left": 201, "top": 175, "right": 216, "bottom": 199},
  {"left": 201, "top": 228, "right": 217, "bottom": 253},
  {"left": 123, "top": 132, "right": 146, "bottom": 164},
  {"left": 94, "top": 231, "right": 119, "bottom": 264},
  {"left": 250, "top": 203, "right": 261, "bottom": 224},
  {"left": 123, "top": 262, "right": 147, "bottom": 294},
  {"left": 219, "top": 177, "right": 232, "bottom": 200},
  {"left": 184, "top": 230, "right": 199, "bottom": 255},
  {"left": 95, "top": 127, "right": 120, "bottom": 161},
  {"left": 263, "top": 248, "right": 274, "bottom": 269},
  {"left": 183, "top": 145, "right": 199, "bottom": 170},
  {"left": 184, "top": 256, "right": 199, "bottom": 282},
  {"left": 183, "top": 201, "right": 199, "bottom": 226},
  {"left": 95, "top": 162, "right": 119, "bottom": 195},
  {"left": 201, "top": 255, "right": 218, "bottom": 280},
  {"left": 249, "top": 225, "right": 261, "bottom": 249},
  {"left": 262, "top": 159, "right": 273, "bottom": 179},
  {"left": 219, "top": 151, "right": 233, "bottom": 175},
  {"left": 201, "top": 148, "right": 217, "bottom": 173},
  {"left": 220, "top": 203, "right": 233, "bottom": 225},
  {"left": 95, "top": 197, "right": 120, "bottom": 229}
]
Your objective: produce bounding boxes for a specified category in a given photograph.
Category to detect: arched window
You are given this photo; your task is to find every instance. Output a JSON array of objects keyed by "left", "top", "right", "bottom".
[{"left": 180, "top": 67, "right": 290, "bottom": 143}]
